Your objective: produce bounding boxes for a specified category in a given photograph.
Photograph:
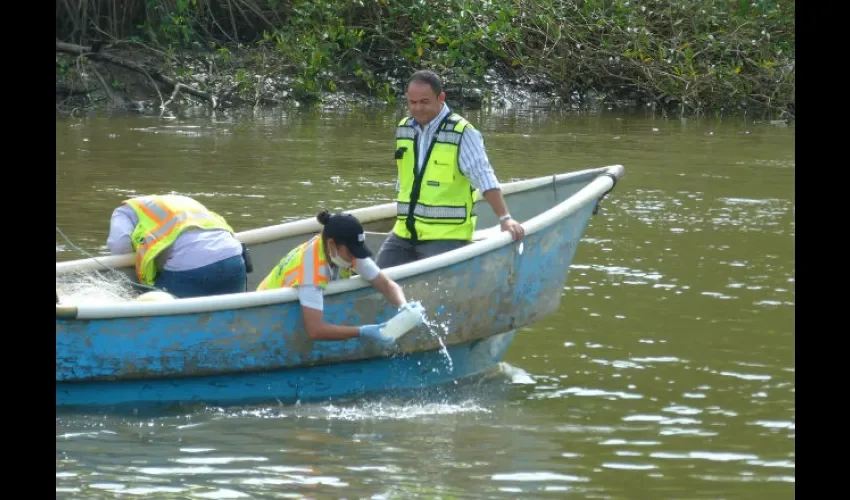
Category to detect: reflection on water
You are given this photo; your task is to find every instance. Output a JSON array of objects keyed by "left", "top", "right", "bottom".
[{"left": 56, "top": 109, "right": 794, "bottom": 498}]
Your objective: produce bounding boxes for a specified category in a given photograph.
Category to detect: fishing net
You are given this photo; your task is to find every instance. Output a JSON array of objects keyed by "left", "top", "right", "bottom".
[
  {"left": 56, "top": 226, "right": 142, "bottom": 305},
  {"left": 56, "top": 270, "right": 138, "bottom": 304}
]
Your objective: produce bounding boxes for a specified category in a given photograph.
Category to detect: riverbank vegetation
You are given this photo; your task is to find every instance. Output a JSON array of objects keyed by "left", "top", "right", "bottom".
[{"left": 56, "top": 0, "right": 794, "bottom": 118}]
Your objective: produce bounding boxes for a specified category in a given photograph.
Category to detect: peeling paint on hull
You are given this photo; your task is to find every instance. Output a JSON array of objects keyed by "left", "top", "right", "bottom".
[{"left": 56, "top": 331, "right": 517, "bottom": 409}]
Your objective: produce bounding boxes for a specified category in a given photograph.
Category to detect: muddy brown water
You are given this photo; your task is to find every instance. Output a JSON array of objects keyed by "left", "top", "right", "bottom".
[{"left": 56, "top": 108, "right": 794, "bottom": 499}]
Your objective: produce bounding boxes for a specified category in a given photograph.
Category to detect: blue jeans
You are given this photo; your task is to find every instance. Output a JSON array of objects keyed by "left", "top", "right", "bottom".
[{"left": 155, "top": 255, "right": 247, "bottom": 299}]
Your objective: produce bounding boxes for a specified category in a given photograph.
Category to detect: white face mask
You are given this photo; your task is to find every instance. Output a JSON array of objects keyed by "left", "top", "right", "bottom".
[{"left": 328, "top": 244, "right": 352, "bottom": 269}]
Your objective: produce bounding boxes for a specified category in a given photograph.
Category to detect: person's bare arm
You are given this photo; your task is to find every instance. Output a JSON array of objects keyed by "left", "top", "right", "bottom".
[
  {"left": 369, "top": 272, "right": 407, "bottom": 308},
  {"left": 483, "top": 189, "right": 525, "bottom": 242},
  {"left": 301, "top": 304, "right": 362, "bottom": 340},
  {"left": 456, "top": 126, "right": 525, "bottom": 243}
]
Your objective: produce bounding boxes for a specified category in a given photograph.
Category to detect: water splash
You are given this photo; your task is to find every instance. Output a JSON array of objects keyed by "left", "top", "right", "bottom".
[
  {"left": 497, "top": 363, "right": 536, "bottom": 384},
  {"left": 320, "top": 399, "right": 488, "bottom": 421},
  {"left": 420, "top": 308, "right": 454, "bottom": 373},
  {"left": 209, "top": 398, "right": 490, "bottom": 422}
]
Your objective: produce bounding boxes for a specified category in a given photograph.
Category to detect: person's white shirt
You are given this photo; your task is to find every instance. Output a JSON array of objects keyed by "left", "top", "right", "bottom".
[{"left": 298, "top": 257, "right": 380, "bottom": 310}]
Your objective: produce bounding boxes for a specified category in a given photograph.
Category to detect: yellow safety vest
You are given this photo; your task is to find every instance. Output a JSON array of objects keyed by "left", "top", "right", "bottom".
[
  {"left": 393, "top": 112, "right": 478, "bottom": 242},
  {"left": 257, "top": 235, "right": 354, "bottom": 291},
  {"left": 123, "top": 195, "right": 234, "bottom": 285}
]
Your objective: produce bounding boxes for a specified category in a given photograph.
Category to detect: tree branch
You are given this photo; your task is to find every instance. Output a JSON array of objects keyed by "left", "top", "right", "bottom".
[{"left": 56, "top": 40, "right": 218, "bottom": 109}]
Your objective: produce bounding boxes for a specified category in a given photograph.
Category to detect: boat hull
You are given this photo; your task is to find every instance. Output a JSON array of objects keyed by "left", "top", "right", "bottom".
[
  {"left": 56, "top": 203, "right": 594, "bottom": 384},
  {"left": 56, "top": 330, "right": 516, "bottom": 409},
  {"left": 56, "top": 166, "right": 624, "bottom": 409}
]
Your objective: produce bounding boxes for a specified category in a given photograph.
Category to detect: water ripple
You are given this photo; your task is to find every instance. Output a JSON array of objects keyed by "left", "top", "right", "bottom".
[{"left": 56, "top": 113, "right": 795, "bottom": 499}]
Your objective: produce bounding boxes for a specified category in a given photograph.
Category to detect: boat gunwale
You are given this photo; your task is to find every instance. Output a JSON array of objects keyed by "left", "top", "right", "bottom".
[{"left": 56, "top": 165, "right": 623, "bottom": 320}]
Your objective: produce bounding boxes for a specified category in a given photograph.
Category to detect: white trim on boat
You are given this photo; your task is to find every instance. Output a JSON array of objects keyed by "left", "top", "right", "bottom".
[{"left": 55, "top": 166, "right": 611, "bottom": 275}]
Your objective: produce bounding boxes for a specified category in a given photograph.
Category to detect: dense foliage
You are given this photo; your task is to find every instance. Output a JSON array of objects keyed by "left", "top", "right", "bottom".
[{"left": 56, "top": 0, "right": 794, "bottom": 115}]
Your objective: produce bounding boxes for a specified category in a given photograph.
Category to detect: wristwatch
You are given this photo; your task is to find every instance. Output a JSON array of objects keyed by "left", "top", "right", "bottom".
[{"left": 499, "top": 214, "right": 512, "bottom": 221}]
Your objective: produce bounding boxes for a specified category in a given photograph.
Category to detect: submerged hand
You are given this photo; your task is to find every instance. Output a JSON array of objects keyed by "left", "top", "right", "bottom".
[{"left": 359, "top": 322, "right": 394, "bottom": 346}]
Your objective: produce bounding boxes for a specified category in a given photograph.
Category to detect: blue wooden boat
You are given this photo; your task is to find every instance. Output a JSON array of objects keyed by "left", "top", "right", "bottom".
[{"left": 56, "top": 165, "right": 624, "bottom": 410}]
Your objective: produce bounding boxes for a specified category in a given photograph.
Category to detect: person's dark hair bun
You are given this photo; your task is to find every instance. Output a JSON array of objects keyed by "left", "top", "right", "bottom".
[{"left": 316, "top": 209, "right": 331, "bottom": 225}]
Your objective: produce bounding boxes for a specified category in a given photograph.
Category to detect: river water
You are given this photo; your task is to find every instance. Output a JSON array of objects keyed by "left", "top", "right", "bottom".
[{"left": 56, "top": 106, "right": 794, "bottom": 499}]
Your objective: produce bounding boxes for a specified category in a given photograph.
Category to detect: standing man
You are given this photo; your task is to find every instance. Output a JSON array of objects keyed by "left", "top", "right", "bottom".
[
  {"left": 375, "top": 69, "right": 525, "bottom": 269},
  {"left": 107, "top": 194, "right": 248, "bottom": 299}
]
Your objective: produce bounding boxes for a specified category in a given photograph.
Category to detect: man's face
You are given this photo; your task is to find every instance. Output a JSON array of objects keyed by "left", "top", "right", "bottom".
[{"left": 406, "top": 81, "right": 445, "bottom": 126}]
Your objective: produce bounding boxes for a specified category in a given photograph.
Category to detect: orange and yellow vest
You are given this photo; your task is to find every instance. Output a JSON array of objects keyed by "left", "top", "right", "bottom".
[
  {"left": 123, "top": 195, "right": 234, "bottom": 285},
  {"left": 393, "top": 112, "right": 479, "bottom": 242},
  {"left": 257, "top": 235, "right": 355, "bottom": 291}
]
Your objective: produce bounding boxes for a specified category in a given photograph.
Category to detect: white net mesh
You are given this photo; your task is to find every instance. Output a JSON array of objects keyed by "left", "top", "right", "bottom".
[{"left": 56, "top": 271, "right": 138, "bottom": 304}]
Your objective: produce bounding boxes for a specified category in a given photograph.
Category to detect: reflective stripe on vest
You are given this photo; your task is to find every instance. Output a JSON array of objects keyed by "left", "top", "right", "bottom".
[
  {"left": 256, "top": 235, "right": 352, "bottom": 291},
  {"left": 124, "top": 195, "right": 234, "bottom": 285},
  {"left": 392, "top": 112, "right": 477, "bottom": 241}
]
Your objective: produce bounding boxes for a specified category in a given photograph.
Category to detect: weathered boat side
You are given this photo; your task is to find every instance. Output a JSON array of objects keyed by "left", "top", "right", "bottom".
[
  {"left": 56, "top": 201, "right": 595, "bottom": 382},
  {"left": 56, "top": 165, "right": 624, "bottom": 409},
  {"left": 57, "top": 330, "right": 518, "bottom": 409}
]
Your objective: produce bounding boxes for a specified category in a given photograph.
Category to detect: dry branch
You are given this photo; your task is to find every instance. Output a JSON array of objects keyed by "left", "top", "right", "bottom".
[{"left": 56, "top": 41, "right": 218, "bottom": 109}]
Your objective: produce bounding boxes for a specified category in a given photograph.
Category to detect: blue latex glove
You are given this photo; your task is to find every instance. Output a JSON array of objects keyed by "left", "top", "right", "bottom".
[{"left": 359, "top": 322, "right": 394, "bottom": 345}]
